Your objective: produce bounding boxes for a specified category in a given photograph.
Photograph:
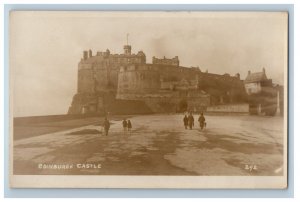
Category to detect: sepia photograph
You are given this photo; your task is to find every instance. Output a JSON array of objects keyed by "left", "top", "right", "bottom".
[{"left": 9, "top": 11, "right": 288, "bottom": 188}]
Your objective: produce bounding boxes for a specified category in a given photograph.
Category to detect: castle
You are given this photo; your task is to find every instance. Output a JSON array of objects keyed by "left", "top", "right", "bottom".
[{"left": 68, "top": 43, "right": 255, "bottom": 115}]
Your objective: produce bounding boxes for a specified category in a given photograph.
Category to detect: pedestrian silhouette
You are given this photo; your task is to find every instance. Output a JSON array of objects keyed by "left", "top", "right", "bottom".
[
  {"left": 188, "top": 113, "right": 194, "bottom": 130},
  {"left": 183, "top": 115, "right": 188, "bottom": 129},
  {"left": 122, "top": 119, "right": 127, "bottom": 135},
  {"left": 198, "top": 112, "right": 206, "bottom": 130},
  {"left": 127, "top": 120, "right": 132, "bottom": 134},
  {"left": 103, "top": 117, "right": 110, "bottom": 136}
]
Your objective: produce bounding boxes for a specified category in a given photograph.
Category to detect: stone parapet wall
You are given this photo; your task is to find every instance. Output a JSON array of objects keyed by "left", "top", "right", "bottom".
[
  {"left": 152, "top": 56, "right": 179, "bottom": 66},
  {"left": 207, "top": 103, "right": 249, "bottom": 113}
]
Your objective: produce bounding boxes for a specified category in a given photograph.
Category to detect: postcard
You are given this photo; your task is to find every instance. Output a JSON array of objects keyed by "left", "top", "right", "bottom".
[{"left": 9, "top": 11, "right": 288, "bottom": 188}]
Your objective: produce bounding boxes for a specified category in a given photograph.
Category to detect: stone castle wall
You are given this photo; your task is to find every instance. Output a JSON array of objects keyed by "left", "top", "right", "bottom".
[{"left": 117, "top": 64, "right": 161, "bottom": 96}]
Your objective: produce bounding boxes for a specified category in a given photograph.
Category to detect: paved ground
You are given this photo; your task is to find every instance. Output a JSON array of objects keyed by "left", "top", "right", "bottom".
[
  {"left": 13, "top": 114, "right": 284, "bottom": 176},
  {"left": 13, "top": 115, "right": 130, "bottom": 140}
]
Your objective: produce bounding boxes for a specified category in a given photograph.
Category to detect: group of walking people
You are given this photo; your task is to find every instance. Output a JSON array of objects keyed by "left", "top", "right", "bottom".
[
  {"left": 103, "top": 117, "right": 132, "bottom": 136},
  {"left": 183, "top": 112, "right": 206, "bottom": 130},
  {"left": 122, "top": 119, "right": 132, "bottom": 135},
  {"left": 103, "top": 112, "right": 206, "bottom": 136}
]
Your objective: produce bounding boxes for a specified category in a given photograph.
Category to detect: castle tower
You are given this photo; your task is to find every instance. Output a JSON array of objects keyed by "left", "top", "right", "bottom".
[
  {"left": 124, "top": 33, "right": 131, "bottom": 55},
  {"left": 124, "top": 45, "right": 131, "bottom": 55}
]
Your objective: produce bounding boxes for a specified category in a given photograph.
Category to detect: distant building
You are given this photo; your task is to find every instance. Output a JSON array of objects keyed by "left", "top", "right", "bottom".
[
  {"left": 244, "top": 68, "right": 273, "bottom": 95},
  {"left": 244, "top": 68, "right": 281, "bottom": 116}
]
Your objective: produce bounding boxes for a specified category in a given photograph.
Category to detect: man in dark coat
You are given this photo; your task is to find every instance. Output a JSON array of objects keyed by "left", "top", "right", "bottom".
[
  {"left": 122, "top": 119, "right": 127, "bottom": 135},
  {"left": 103, "top": 117, "right": 110, "bottom": 136},
  {"left": 183, "top": 115, "right": 188, "bottom": 129},
  {"left": 127, "top": 120, "right": 132, "bottom": 134},
  {"left": 188, "top": 113, "right": 194, "bottom": 130},
  {"left": 198, "top": 112, "right": 206, "bottom": 130}
]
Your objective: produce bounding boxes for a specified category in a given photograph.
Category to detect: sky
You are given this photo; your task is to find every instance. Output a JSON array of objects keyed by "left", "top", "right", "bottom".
[{"left": 10, "top": 11, "right": 288, "bottom": 117}]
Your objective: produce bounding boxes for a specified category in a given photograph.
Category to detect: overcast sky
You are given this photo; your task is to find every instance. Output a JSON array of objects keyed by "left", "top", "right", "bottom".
[{"left": 10, "top": 11, "right": 287, "bottom": 117}]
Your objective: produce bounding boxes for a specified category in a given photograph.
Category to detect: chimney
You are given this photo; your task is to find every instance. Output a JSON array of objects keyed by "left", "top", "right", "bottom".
[
  {"left": 263, "top": 67, "right": 266, "bottom": 74},
  {"left": 88, "top": 49, "right": 92, "bottom": 58},
  {"left": 248, "top": 70, "right": 251, "bottom": 75},
  {"left": 83, "top": 51, "right": 88, "bottom": 60}
]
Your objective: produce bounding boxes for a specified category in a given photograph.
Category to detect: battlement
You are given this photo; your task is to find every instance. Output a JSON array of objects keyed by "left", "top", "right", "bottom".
[
  {"left": 152, "top": 56, "right": 179, "bottom": 67},
  {"left": 95, "top": 49, "right": 110, "bottom": 57},
  {"left": 200, "top": 71, "right": 242, "bottom": 82},
  {"left": 80, "top": 48, "right": 146, "bottom": 65}
]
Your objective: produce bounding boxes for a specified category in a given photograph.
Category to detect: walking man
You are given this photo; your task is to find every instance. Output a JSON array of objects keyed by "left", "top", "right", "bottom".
[
  {"left": 122, "top": 119, "right": 128, "bottom": 135},
  {"left": 103, "top": 117, "right": 110, "bottom": 136},
  {"left": 198, "top": 112, "right": 206, "bottom": 130},
  {"left": 188, "top": 112, "right": 194, "bottom": 130},
  {"left": 183, "top": 115, "right": 188, "bottom": 129},
  {"left": 127, "top": 120, "right": 132, "bottom": 135}
]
